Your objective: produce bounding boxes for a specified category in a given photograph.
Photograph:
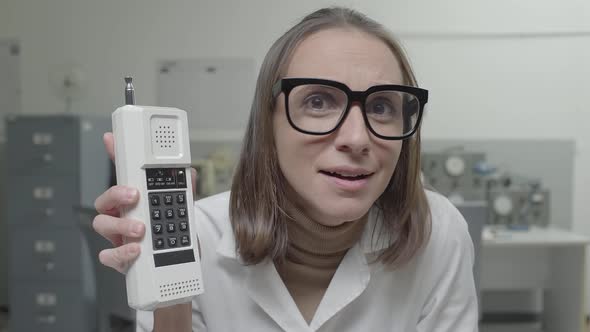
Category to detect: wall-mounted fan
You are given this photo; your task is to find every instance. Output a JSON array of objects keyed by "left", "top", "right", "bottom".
[{"left": 49, "top": 63, "right": 87, "bottom": 113}]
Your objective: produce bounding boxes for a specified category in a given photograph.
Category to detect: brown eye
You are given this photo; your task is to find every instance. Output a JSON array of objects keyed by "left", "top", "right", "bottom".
[
  {"left": 304, "top": 93, "right": 334, "bottom": 111},
  {"left": 371, "top": 102, "right": 387, "bottom": 115},
  {"left": 367, "top": 98, "right": 395, "bottom": 116},
  {"left": 310, "top": 96, "right": 324, "bottom": 109}
]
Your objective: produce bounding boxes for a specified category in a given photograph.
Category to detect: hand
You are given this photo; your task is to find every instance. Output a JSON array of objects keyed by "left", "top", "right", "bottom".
[{"left": 93, "top": 132, "right": 198, "bottom": 274}]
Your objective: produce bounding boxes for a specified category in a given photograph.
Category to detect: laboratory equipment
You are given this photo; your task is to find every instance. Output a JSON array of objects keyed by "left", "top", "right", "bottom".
[
  {"left": 421, "top": 149, "right": 488, "bottom": 202},
  {"left": 486, "top": 174, "right": 550, "bottom": 228}
]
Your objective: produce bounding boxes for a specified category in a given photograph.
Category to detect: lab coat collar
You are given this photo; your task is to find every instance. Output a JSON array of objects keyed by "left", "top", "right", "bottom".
[
  {"left": 216, "top": 223, "right": 238, "bottom": 260},
  {"left": 309, "top": 244, "right": 371, "bottom": 330},
  {"left": 239, "top": 243, "right": 371, "bottom": 331},
  {"left": 244, "top": 260, "right": 312, "bottom": 331},
  {"left": 215, "top": 214, "right": 378, "bottom": 331},
  {"left": 215, "top": 207, "right": 394, "bottom": 261}
]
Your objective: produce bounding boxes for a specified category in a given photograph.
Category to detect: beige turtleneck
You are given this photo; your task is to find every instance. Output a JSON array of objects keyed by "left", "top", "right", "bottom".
[{"left": 274, "top": 202, "right": 368, "bottom": 324}]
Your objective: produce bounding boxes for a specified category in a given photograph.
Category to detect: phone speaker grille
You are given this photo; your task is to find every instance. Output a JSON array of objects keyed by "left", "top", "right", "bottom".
[
  {"left": 159, "top": 278, "right": 201, "bottom": 298},
  {"left": 153, "top": 124, "right": 177, "bottom": 149},
  {"left": 150, "top": 116, "right": 181, "bottom": 156}
]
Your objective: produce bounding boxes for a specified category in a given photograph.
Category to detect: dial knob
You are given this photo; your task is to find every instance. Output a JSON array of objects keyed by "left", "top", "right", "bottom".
[
  {"left": 531, "top": 192, "right": 545, "bottom": 204},
  {"left": 445, "top": 156, "right": 466, "bottom": 177},
  {"left": 493, "top": 195, "right": 513, "bottom": 216}
]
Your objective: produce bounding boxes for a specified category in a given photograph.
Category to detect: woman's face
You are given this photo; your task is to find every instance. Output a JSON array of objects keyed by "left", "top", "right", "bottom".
[{"left": 273, "top": 27, "right": 404, "bottom": 226}]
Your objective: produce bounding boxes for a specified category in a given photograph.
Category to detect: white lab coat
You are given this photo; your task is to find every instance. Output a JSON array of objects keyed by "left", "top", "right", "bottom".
[{"left": 137, "top": 190, "right": 478, "bottom": 332}]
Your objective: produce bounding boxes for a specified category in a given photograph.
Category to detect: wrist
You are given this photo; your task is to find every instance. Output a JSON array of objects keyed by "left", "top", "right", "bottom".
[{"left": 153, "top": 302, "right": 192, "bottom": 332}]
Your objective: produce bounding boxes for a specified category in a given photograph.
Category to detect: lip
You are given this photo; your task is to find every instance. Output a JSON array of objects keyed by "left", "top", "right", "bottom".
[{"left": 319, "top": 166, "right": 375, "bottom": 192}]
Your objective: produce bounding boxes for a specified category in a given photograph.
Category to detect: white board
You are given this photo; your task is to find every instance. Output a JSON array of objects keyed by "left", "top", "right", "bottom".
[{"left": 157, "top": 58, "right": 255, "bottom": 139}]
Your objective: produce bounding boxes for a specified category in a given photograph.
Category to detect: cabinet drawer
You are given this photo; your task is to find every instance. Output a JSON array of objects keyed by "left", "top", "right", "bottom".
[
  {"left": 10, "top": 281, "right": 94, "bottom": 332},
  {"left": 10, "top": 226, "right": 84, "bottom": 281},
  {"left": 6, "top": 175, "right": 78, "bottom": 226},
  {"left": 6, "top": 116, "right": 79, "bottom": 176}
]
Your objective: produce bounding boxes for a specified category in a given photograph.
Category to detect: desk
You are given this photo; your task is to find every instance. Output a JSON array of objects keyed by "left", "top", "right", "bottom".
[{"left": 480, "top": 226, "right": 590, "bottom": 332}]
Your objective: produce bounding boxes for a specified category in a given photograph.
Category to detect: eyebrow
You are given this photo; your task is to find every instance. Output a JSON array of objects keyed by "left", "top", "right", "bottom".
[{"left": 369, "top": 79, "right": 401, "bottom": 86}]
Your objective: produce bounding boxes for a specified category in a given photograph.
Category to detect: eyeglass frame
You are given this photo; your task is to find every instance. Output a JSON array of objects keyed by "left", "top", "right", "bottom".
[{"left": 272, "top": 78, "right": 429, "bottom": 141}]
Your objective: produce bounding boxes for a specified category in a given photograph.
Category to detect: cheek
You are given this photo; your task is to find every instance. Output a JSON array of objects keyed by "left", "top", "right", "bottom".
[
  {"left": 273, "top": 109, "right": 327, "bottom": 195},
  {"left": 274, "top": 127, "right": 321, "bottom": 176},
  {"left": 378, "top": 141, "right": 403, "bottom": 177},
  {"left": 274, "top": 110, "right": 309, "bottom": 177}
]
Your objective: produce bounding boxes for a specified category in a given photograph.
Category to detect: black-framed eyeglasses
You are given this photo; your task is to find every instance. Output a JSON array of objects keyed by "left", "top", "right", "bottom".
[{"left": 272, "top": 78, "right": 429, "bottom": 140}]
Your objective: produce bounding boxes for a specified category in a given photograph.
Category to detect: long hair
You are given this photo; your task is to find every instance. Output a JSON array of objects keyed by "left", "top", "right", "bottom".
[{"left": 230, "top": 7, "right": 431, "bottom": 266}]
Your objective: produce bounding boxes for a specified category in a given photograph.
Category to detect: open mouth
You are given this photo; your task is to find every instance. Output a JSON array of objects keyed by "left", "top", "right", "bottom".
[{"left": 319, "top": 170, "right": 374, "bottom": 181}]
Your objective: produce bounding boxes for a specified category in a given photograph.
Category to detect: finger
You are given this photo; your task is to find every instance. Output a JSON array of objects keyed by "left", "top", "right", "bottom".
[
  {"left": 191, "top": 167, "right": 198, "bottom": 199},
  {"left": 94, "top": 185, "right": 139, "bottom": 216},
  {"left": 103, "top": 132, "right": 115, "bottom": 162},
  {"left": 98, "top": 243, "right": 141, "bottom": 274},
  {"left": 92, "top": 214, "right": 145, "bottom": 246}
]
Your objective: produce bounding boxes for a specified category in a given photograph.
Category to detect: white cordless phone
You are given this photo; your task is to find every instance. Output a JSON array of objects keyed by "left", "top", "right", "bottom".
[{"left": 112, "top": 77, "right": 204, "bottom": 310}]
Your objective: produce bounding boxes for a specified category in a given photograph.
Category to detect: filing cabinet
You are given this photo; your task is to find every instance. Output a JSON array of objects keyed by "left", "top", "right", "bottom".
[
  {"left": 5, "top": 115, "right": 110, "bottom": 332},
  {"left": 0, "top": 143, "right": 7, "bottom": 308}
]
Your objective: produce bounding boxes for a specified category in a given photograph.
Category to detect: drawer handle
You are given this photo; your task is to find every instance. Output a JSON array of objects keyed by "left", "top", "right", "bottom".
[
  {"left": 36, "top": 292, "right": 57, "bottom": 307},
  {"left": 43, "top": 153, "right": 54, "bottom": 163},
  {"left": 44, "top": 261, "right": 55, "bottom": 271},
  {"left": 37, "top": 314, "right": 57, "bottom": 325},
  {"left": 44, "top": 208, "right": 55, "bottom": 217}
]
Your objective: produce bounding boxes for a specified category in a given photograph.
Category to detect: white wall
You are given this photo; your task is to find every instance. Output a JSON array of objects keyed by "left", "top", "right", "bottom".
[
  {"left": 2, "top": 0, "right": 589, "bottom": 311},
  {"left": 0, "top": 0, "right": 359, "bottom": 116},
  {"left": 355, "top": 0, "right": 590, "bottom": 33}
]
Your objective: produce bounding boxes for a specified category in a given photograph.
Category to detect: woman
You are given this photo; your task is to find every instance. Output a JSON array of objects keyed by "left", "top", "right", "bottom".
[{"left": 94, "top": 7, "right": 478, "bottom": 332}]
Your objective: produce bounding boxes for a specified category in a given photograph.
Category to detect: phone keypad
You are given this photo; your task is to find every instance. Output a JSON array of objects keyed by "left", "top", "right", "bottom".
[{"left": 149, "top": 190, "right": 191, "bottom": 251}]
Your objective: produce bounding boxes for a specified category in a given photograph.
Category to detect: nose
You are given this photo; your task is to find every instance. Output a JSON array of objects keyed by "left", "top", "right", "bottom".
[{"left": 333, "top": 103, "right": 371, "bottom": 155}]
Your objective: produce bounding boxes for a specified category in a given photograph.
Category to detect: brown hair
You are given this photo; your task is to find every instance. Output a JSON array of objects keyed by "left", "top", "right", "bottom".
[{"left": 230, "top": 7, "right": 431, "bottom": 266}]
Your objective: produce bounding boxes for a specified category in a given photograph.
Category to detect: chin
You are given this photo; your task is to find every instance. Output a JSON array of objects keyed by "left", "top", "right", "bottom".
[{"left": 315, "top": 199, "right": 372, "bottom": 226}]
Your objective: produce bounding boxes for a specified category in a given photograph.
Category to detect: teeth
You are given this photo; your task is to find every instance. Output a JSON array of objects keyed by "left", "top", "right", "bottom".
[{"left": 329, "top": 171, "right": 367, "bottom": 178}]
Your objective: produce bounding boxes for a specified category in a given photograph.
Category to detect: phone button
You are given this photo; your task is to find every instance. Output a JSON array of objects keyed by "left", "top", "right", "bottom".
[
  {"left": 168, "top": 237, "right": 178, "bottom": 247},
  {"left": 181, "top": 235, "right": 190, "bottom": 246},
  {"left": 150, "top": 195, "right": 160, "bottom": 206},
  {"left": 166, "top": 223, "right": 176, "bottom": 233},
  {"left": 165, "top": 209, "right": 174, "bottom": 219},
  {"left": 177, "top": 169, "right": 186, "bottom": 188},
  {"left": 152, "top": 209, "right": 161, "bottom": 220},
  {"left": 176, "top": 193, "right": 185, "bottom": 204},
  {"left": 154, "top": 238, "right": 164, "bottom": 249},
  {"left": 153, "top": 224, "right": 163, "bottom": 234}
]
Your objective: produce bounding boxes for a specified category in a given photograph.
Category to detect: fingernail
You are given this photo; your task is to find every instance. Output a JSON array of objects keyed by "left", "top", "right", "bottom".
[
  {"left": 132, "top": 223, "right": 143, "bottom": 235},
  {"left": 126, "top": 188, "right": 138, "bottom": 201}
]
